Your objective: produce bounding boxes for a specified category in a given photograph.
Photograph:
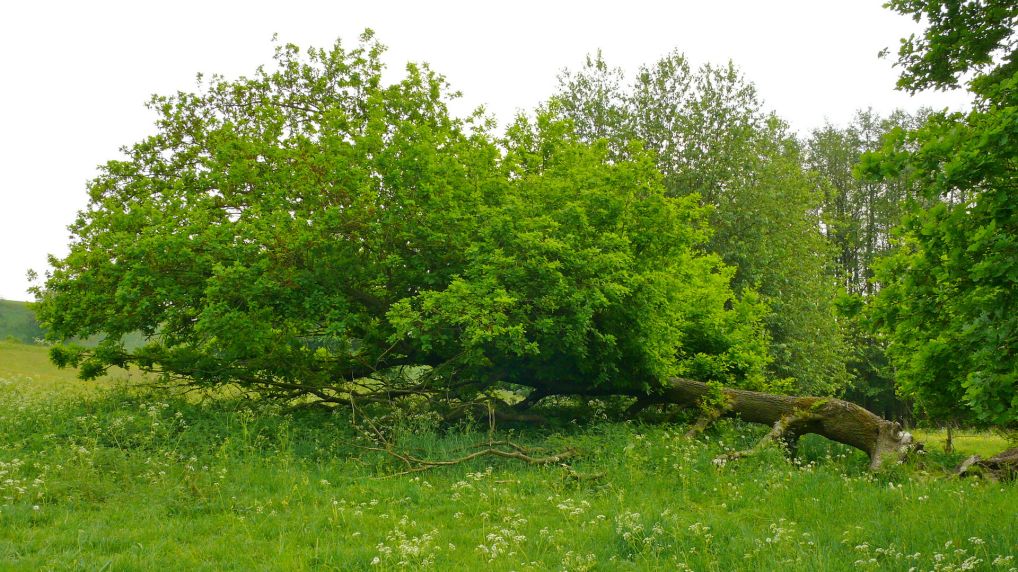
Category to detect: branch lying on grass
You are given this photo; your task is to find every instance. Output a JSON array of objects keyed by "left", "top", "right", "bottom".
[
  {"left": 712, "top": 411, "right": 819, "bottom": 466},
  {"left": 371, "top": 443, "right": 578, "bottom": 478},
  {"left": 955, "top": 447, "right": 1018, "bottom": 481},
  {"left": 347, "top": 395, "right": 577, "bottom": 478},
  {"left": 684, "top": 403, "right": 732, "bottom": 439}
]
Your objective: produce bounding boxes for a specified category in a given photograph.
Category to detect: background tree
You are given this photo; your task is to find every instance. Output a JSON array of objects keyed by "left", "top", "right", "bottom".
[
  {"left": 553, "top": 52, "right": 848, "bottom": 395},
  {"left": 33, "top": 34, "right": 772, "bottom": 405},
  {"left": 807, "top": 109, "right": 929, "bottom": 296},
  {"left": 805, "top": 109, "right": 928, "bottom": 420},
  {"left": 864, "top": 0, "right": 1018, "bottom": 426}
]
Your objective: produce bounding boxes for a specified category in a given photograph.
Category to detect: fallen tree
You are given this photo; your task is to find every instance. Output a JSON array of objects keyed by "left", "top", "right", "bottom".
[
  {"left": 335, "top": 376, "right": 916, "bottom": 476},
  {"left": 662, "top": 377, "right": 915, "bottom": 470},
  {"left": 34, "top": 35, "right": 915, "bottom": 474},
  {"left": 525, "top": 377, "right": 917, "bottom": 470}
]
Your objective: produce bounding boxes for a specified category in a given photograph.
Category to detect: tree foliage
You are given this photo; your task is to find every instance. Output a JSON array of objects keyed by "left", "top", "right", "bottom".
[
  {"left": 807, "top": 109, "right": 930, "bottom": 296},
  {"left": 553, "top": 52, "right": 847, "bottom": 395},
  {"left": 866, "top": 3, "right": 1018, "bottom": 425},
  {"left": 34, "top": 34, "right": 772, "bottom": 402},
  {"left": 885, "top": 0, "right": 1018, "bottom": 93},
  {"left": 805, "top": 110, "right": 929, "bottom": 420}
]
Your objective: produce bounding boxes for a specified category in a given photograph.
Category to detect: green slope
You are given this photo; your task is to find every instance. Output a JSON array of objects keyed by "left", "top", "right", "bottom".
[
  {"left": 0, "top": 299, "right": 146, "bottom": 349},
  {"left": 0, "top": 299, "right": 44, "bottom": 343}
]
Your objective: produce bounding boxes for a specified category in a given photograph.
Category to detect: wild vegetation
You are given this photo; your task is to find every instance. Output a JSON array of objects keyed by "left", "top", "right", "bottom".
[
  {"left": 1, "top": 342, "right": 1016, "bottom": 570},
  {"left": 863, "top": 0, "right": 1018, "bottom": 428},
  {"left": 5, "top": 0, "right": 1018, "bottom": 568},
  {"left": 552, "top": 50, "right": 847, "bottom": 396}
]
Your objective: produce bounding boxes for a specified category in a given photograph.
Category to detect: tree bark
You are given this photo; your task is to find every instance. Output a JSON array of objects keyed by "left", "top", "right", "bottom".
[{"left": 652, "top": 377, "right": 915, "bottom": 470}]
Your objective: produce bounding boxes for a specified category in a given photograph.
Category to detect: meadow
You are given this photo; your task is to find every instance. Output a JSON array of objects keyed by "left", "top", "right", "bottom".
[{"left": 1, "top": 340, "right": 1015, "bottom": 571}]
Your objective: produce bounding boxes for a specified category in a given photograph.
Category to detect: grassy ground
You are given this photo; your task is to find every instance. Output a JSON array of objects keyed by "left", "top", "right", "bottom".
[
  {"left": 1, "top": 342, "right": 1015, "bottom": 571},
  {"left": 0, "top": 340, "right": 136, "bottom": 397},
  {"left": 912, "top": 429, "right": 1012, "bottom": 460}
]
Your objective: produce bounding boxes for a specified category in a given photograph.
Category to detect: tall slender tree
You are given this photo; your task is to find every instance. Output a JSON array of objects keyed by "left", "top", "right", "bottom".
[{"left": 808, "top": 110, "right": 930, "bottom": 296}]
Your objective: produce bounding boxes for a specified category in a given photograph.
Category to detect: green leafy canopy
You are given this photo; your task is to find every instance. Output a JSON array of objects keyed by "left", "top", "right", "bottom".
[
  {"left": 867, "top": 2, "right": 1018, "bottom": 426},
  {"left": 551, "top": 51, "right": 847, "bottom": 395},
  {"left": 34, "top": 33, "right": 771, "bottom": 401}
]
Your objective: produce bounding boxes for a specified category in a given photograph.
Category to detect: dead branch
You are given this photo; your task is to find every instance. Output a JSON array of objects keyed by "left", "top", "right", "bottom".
[{"left": 371, "top": 443, "right": 577, "bottom": 478}]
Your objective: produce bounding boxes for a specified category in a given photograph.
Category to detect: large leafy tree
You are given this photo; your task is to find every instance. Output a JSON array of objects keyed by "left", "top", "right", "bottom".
[
  {"left": 553, "top": 52, "right": 847, "bottom": 395},
  {"left": 34, "top": 34, "right": 771, "bottom": 402},
  {"left": 865, "top": 1, "right": 1018, "bottom": 425}
]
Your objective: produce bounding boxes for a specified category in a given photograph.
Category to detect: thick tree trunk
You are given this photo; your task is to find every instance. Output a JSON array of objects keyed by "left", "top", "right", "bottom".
[{"left": 651, "top": 377, "right": 915, "bottom": 470}]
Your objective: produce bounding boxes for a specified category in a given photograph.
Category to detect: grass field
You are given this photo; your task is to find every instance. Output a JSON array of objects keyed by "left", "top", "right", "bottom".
[
  {"left": 0, "top": 340, "right": 137, "bottom": 398},
  {"left": 913, "top": 429, "right": 1013, "bottom": 460},
  {"left": 1, "top": 341, "right": 1015, "bottom": 570}
]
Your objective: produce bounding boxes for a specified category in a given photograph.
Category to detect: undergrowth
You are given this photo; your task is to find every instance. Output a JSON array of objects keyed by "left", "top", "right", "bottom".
[{"left": 0, "top": 352, "right": 1015, "bottom": 570}]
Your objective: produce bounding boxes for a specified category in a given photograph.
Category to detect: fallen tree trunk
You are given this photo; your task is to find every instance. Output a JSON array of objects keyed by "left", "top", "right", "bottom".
[
  {"left": 344, "top": 375, "right": 917, "bottom": 472},
  {"left": 539, "top": 377, "right": 908, "bottom": 470},
  {"left": 653, "top": 377, "right": 916, "bottom": 470}
]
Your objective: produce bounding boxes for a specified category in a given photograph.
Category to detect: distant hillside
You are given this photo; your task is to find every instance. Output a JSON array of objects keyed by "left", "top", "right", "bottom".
[
  {"left": 0, "top": 299, "right": 45, "bottom": 343},
  {"left": 0, "top": 299, "right": 146, "bottom": 349}
]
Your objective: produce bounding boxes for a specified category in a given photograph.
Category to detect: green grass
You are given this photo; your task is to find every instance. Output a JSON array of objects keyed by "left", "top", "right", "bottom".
[
  {"left": 912, "top": 429, "right": 1013, "bottom": 459},
  {"left": 1, "top": 341, "right": 1015, "bottom": 571},
  {"left": 0, "top": 340, "right": 138, "bottom": 397}
]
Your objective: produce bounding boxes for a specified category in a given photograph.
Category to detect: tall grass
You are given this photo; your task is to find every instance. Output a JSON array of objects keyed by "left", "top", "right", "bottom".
[{"left": 0, "top": 342, "right": 1015, "bottom": 571}]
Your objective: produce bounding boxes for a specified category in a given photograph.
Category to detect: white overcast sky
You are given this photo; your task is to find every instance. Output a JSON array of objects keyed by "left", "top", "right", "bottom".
[{"left": 0, "top": 0, "right": 970, "bottom": 301}]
